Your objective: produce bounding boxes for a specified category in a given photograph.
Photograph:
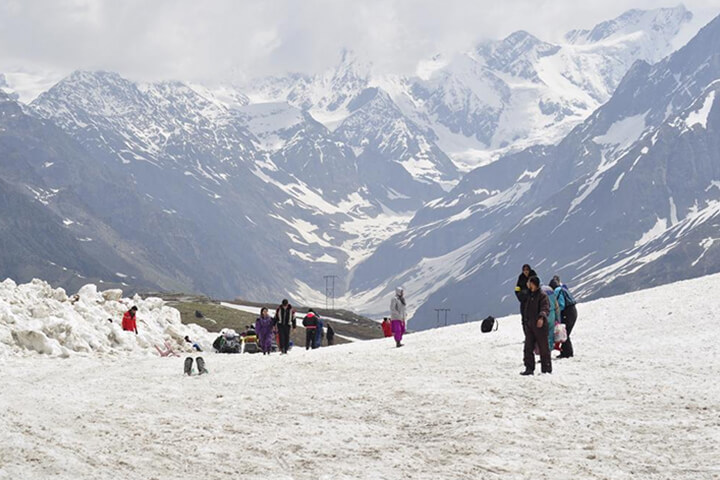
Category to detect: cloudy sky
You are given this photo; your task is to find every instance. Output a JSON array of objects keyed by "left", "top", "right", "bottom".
[{"left": 1, "top": 0, "right": 719, "bottom": 85}]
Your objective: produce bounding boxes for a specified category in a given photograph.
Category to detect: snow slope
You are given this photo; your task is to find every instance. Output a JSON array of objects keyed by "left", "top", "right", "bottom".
[{"left": 1, "top": 273, "right": 718, "bottom": 479}]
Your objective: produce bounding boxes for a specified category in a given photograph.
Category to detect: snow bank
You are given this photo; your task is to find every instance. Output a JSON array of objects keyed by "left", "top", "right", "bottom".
[{"left": 0, "top": 278, "right": 212, "bottom": 357}]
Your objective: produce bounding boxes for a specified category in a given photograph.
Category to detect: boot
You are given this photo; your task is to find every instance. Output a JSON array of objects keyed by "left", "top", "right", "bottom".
[{"left": 396, "top": 340, "right": 403, "bottom": 348}]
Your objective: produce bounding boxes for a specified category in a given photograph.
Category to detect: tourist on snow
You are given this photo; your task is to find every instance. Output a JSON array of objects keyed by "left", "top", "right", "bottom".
[
  {"left": 541, "top": 284, "right": 561, "bottom": 351},
  {"left": 314, "top": 314, "right": 324, "bottom": 349},
  {"left": 122, "top": 306, "right": 138, "bottom": 334},
  {"left": 255, "top": 307, "right": 274, "bottom": 355},
  {"left": 274, "top": 299, "right": 296, "bottom": 354},
  {"left": 550, "top": 276, "right": 578, "bottom": 359},
  {"left": 303, "top": 309, "right": 319, "bottom": 350},
  {"left": 521, "top": 276, "right": 552, "bottom": 375},
  {"left": 390, "top": 287, "right": 407, "bottom": 348},
  {"left": 381, "top": 317, "right": 392, "bottom": 337},
  {"left": 515, "top": 264, "right": 537, "bottom": 325},
  {"left": 326, "top": 322, "right": 335, "bottom": 346},
  {"left": 184, "top": 335, "right": 202, "bottom": 351}
]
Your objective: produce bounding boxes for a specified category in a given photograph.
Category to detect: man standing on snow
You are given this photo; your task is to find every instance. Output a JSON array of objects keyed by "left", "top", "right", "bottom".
[
  {"left": 302, "top": 309, "right": 319, "bottom": 350},
  {"left": 390, "top": 287, "right": 407, "bottom": 348},
  {"left": 122, "top": 306, "right": 138, "bottom": 334},
  {"left": 521, "top": 276, "right": 552, "bottom": 375},
  {"left": 274, "top": 299, "right": 296, "bottom": 354},
  {"left": 515, "top": 264, "right": 537, "bottom": 326}
]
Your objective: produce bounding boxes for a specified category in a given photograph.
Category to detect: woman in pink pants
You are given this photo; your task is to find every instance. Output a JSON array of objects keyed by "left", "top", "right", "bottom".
[{"left": 390, "top": 287, "right": 407, "bottom": 347}]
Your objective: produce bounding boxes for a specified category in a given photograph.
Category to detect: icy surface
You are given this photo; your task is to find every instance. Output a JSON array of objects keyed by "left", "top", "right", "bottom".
[{"left": 1, "top": 273, "right": 718, "bottom": 478}]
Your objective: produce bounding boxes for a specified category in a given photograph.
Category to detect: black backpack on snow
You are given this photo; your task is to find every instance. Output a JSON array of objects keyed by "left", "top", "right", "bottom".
[{"left": 480, "top": 316, "right": 498, "bottom": 333}]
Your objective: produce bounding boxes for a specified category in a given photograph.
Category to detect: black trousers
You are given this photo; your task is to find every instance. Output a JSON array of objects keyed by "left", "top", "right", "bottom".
[
  {"left": 561, "top": 304, "right": 578, "bottom": 357},
  {"left": 305, "top": 328, "right": 315, "bottom": 349},
  {"left": 278, "top": 324, "right": 291, "bottom": 353},
  {"left": 523, "top": 321, "right": 552, "bottom": 373}
]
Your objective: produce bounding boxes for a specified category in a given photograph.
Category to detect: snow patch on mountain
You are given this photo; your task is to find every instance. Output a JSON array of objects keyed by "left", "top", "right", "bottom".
[
  {"left": 684, "top": 90, "right": 715, "bottom": 129},
  {"left": 592, "top": 112, "right": 648, "bottom": 150}
]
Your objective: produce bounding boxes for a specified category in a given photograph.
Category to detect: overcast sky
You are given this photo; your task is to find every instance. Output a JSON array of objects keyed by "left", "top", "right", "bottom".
[{"left": 1, "top": 0, "right": 719, "bottom": 84}]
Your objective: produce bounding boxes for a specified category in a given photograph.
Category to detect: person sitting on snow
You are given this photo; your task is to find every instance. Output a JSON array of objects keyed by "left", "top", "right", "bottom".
[
  {"left": 184, "top": 335, "right": 202, "bottom": 352},
  {"left": 122, "top": 306, "right": 138, "bottom": 334}
]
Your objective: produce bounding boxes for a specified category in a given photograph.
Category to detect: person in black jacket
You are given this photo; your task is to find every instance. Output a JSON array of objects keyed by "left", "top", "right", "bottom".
[
  {"left": 521, "top": 276, "right": 552, "bottom": 375},
  {"left": 515, "top": 264, "right": 537, "bottom": 325},
  {"left": 302, "top": 309, "right": 319, "bottom": 350},
  {"left": 274, "top": 299, "right": 296, "bottom": 354}
]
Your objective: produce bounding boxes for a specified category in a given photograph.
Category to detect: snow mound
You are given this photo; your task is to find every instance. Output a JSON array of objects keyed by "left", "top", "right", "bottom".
[{"left": 0, "top": 278, "right": 212, "bottom": 357}]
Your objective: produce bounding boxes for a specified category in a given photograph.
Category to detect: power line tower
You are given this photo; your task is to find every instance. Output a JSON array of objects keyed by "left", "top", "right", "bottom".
[
  {"left": 323, "top": 275, "right": 338, "bottom": 310},
  {"left": 434, "top": 308, "right": 451, "bottom": 327}
]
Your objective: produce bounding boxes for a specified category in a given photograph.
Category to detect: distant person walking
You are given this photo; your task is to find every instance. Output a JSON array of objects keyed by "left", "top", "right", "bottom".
[
  {"left": 521, "top": 276, "right": 551, "bottom": 375},
  {"left": 390, "top": 287, "right": 407, "bottom": 348},
  {"left": 122, "top": 306, "right": 138, "bottom": 334},
  {"left": 550, "top": 276, "right": 578, "bottom": 359},
  {"left": 515, "top": 264, "right": 537, "bottom": 326},
  {"left": 256, "top": 307, "right": 274, "bottom": 355},
  {"left": 274, "top": 299, "right": 296, "bottom": 354},
  {"left": 381, "top": 317, "right": 392, "bottom": 337},
  {"left": 303, "top": 309, "right": 319, "bottom": 350},
  {"left": 326, "top": 322, "right": 335, "bottom": 346}
]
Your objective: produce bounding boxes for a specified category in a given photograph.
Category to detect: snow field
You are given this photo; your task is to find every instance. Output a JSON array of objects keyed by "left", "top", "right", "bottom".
[{"left": 1, "top": 274, "right": 719, "bottom": 479}]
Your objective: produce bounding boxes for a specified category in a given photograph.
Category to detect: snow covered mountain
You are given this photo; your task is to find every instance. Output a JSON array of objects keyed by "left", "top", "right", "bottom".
[
  {"left": 399, "top": 5, "right": 694, "bottom": 170},
  {"left": 1, "top": 5, "right": 713, "bottom": 318},
  {"left": 27, "top": 70, "right": 420, "bottom": 300},
  {"left": 349, "top": 12, "right": 720, "bottom": 330}
]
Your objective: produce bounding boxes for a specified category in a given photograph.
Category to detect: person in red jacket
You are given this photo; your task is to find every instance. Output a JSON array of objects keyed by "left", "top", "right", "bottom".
[
  {"left": 122, "top": 306, "right": 138, "bottom": 334},
  {"left": 381, "top": 317, "right": 392, "bottom": 337}
]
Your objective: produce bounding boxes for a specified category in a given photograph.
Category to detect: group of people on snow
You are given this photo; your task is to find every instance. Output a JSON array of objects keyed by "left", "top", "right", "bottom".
[
  {"left": 515, "top": 264, "right": 579, "bottom": 376},
  {"left": 229, "top": 301, "right": 337, "bottom": 355},
  {"left": 121, "top": 266, "right": 575, "bottom": 374}
]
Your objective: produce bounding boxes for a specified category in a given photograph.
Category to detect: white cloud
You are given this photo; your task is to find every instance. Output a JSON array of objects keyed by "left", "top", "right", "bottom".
[{"left": 0, "top": 0, "right": 718, "bottom": 84}]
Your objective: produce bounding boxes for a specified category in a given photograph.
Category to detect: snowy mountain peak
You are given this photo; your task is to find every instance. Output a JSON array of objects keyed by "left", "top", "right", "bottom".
[
  {"left": 475, "top": 30, "right": 559, "bottom": 80},
  {"left": 0, "top": 75, "right": 19, "bottom": 102},
  {"left": 564, "top": 5, "right": 692, "bottom": 47}
]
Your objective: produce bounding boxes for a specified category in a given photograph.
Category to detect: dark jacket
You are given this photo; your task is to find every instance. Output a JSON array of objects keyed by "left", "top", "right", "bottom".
[
  {"left": 302, "top": 312, "right": 318, "bottom": 329},
  {"left": 523, "top": 288, "right": 550, "bottom": 326},
  {"left": 515, "top": 269, "right": 537, "bottom": 304},
  {"left": 275, "top": 305, "right": 296, "bottom": 328}
]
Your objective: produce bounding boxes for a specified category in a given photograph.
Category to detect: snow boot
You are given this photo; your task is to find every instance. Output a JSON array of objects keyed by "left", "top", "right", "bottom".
[
  {"left": 519, "top": 370, "right": 534, "bottom": 376},
  {"left": 196, "top": 356, "right": 208, "bottom": 375},
  {"left": 184, "top": 357, "right": 194, "bottom": 376},
  {"left": 396, "top": 340, "right": 403, "bottom": 348}
]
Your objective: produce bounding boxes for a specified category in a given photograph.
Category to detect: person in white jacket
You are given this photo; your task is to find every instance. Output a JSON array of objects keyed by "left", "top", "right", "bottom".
[{"left": 390, "top": 287, "right": 407, "bottom": 347}]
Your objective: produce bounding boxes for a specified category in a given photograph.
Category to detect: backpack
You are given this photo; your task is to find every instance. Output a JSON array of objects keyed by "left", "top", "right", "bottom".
[
  {"left": 480, "top": 316, "right": 498, "bottom": 333},
  {"left": 561, "top": 287, "right": 577, "bottom": 307}
]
